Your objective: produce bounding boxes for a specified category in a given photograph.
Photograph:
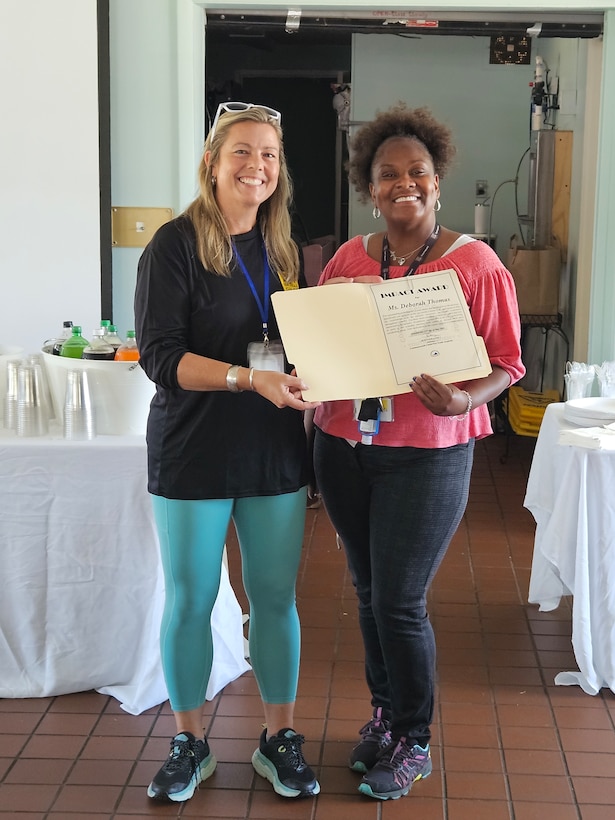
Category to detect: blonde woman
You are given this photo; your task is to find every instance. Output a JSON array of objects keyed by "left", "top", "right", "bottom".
[{"left": 135, "top": 103, "right": 320, "bottom": 804}]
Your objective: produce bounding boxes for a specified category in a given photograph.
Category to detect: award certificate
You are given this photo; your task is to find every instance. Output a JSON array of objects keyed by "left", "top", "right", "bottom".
[{"left": 271, "top": 269, "right": 492, "bottom": 402}]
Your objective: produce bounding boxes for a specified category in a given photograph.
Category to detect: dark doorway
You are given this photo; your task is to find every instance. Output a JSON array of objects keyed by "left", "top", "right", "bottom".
[
  {"left": 239, "top": 75, "right": 339, "bottom": 243},
  {"left": 205, "top": 30, "right": 351, "bottom": 246}
]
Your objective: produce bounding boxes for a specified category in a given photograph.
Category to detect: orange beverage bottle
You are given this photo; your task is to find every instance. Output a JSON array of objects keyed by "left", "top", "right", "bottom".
[{"left": 114, "top": 330, "right": 140, "bottom": 361}]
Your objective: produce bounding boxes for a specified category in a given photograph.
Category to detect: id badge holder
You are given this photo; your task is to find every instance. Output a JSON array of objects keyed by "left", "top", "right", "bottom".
[
  {"left": 353, "top": 397, "right": 394, "bottom": 422},
  {"left": 247, "top": 340, "right": 285, "bottom": 373}
]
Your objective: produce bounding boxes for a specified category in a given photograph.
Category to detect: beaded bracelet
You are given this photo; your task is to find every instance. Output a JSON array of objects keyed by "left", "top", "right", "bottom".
[{"left": 455, "top": 390, "right": 473, "bottom": 421}]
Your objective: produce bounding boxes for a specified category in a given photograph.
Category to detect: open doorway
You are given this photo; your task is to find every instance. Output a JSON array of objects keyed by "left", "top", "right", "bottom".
[
  {"left": 237, "top": 74, "right": 347, "bottom": 246},
  {"left": 205, "top": 27, "right": 351, "bottom": 247}
]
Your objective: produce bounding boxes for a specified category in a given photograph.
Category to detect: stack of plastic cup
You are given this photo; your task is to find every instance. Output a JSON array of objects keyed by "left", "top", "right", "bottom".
[
  {"left": 63, "top": 369, "right": 96, "bottom": 440},
  {"left": 27, "top": 354, "right": 55, "bottom": 420},
  {"left": 594, "top": 361, "right": 615, "bottom": 398},
  {"left": 16, "top": 364, "right": 49, "bottom": 437},
  {"left": 564, "top": 364, "right": 595, "bottom": 400},
  {"left": 3, "top": 359, "right": 22, "bottom": 430}
]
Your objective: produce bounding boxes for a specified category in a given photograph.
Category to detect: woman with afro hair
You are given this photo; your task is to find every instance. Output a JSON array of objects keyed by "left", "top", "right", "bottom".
[{"left": 313, "top": 103, "right": 524, "bottom": 801}]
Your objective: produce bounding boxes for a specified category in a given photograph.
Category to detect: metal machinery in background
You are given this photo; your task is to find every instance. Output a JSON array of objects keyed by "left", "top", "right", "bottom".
[
  {"left": 526, "top": 129, "right": 557, "bottom": 247},
  {"left": 497, "top": 54, "right": 570, "bottom": 451},
  {"left": 522, "top": 55, "right": 559, "bottom": 247}
]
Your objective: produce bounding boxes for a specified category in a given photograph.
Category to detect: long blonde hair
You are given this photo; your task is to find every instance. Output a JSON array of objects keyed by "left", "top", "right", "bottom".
[{"left": 184, "top": 107, "right": 299, "bottom": 282}]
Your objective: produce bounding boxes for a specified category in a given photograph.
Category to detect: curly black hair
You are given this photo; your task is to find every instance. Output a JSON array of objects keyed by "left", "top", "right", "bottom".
[{"left": 348, "top": 103, "right": 456, "bottom": 203}]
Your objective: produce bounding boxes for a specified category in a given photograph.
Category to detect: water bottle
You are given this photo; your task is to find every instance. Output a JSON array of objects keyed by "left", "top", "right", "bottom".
[
  {"left": 105, "top": 325, "right": 123, "bottom": 352},
  {"left": 82, "top": 328, "right": 116, "bottom": 361},
  {"left": 60, "top": 326, "right": 89, "bottom": 359},
  {"left": 114, "top": 330, "right": 140, "bottom": 361}
]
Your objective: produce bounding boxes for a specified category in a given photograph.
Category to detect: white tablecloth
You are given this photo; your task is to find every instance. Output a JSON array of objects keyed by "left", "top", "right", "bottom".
[
  {"left": 0, "top": 430, "right": 250, "bottom": 714},
  {"left": 525, "top": 403, "right": 615, "bottom": 695}
]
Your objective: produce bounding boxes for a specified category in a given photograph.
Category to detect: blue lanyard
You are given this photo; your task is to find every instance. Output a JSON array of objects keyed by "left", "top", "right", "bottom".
[{"left": 232, "top": 241, "right": 272, "bottom": 344}]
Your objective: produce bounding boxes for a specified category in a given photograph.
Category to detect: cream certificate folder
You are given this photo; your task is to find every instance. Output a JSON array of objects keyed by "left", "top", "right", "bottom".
[{"left": 271, "top": 269, "right": 492, "bottom": 402}]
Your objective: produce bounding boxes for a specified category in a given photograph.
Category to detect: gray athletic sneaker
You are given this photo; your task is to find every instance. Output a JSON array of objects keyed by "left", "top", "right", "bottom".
[
  {"left": 359, "top": 737, "right": 431, "bottom": 800},
  {"left": 147, "top": 731, "right": 216, "bottom": 802},
  {"left": 349, "top": 707, "right": 392, "bottom": 773},
  {"left": 251, "top": 727, "right": 320, "bottom": 797}
]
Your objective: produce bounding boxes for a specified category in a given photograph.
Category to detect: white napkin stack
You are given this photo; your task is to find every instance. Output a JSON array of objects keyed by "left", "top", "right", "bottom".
[{"left": 558, "top": 421, "right": 615, "bottom": 450}]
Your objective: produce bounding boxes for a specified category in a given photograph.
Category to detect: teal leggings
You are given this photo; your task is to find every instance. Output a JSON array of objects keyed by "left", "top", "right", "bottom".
[{"left": 151, "top": 489, "right": 307, "bottom": 712}]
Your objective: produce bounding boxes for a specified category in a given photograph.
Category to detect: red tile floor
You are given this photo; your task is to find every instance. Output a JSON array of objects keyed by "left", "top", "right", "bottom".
[{"left": 2, "top": 432, "right": 615, "bottom": 819}]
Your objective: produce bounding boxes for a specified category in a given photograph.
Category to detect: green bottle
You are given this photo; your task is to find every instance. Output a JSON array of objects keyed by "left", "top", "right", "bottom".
[{"left": 59, "top": 326, "right": 89, "bottom": 359}]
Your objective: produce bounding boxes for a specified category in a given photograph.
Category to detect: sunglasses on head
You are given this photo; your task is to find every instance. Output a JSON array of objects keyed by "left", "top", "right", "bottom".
[{"left": 209, "top": 102, "right": 282, "bottom": 141}]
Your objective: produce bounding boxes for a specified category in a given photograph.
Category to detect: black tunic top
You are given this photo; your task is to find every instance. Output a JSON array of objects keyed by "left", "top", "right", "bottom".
[{"left": 134, "top": 215, "right": 308, "bottom": 500}]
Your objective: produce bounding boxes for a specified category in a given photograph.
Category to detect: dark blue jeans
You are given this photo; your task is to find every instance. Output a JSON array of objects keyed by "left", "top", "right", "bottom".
[{"left": 314, "top": 428, "right": 474, "bottom": 746}]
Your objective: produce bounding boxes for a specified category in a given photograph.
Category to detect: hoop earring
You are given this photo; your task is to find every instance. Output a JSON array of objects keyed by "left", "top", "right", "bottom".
[
  {"left": 372, "top": 206, "right": 381, "bottom": 219},
  {"left": 434, "top": 199, "right": 441, "bottom": 212}
]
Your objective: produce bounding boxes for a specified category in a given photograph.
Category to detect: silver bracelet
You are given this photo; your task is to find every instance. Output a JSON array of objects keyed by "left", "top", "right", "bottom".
[
  {"left": 455, "top": 390, "right": 472, "bottom": 421},
  {"left": 248, "top": 367, "right": 255, "bottom": 391},
  {"left": 226, "top": 365, "right": 242, "bottom": 393}
]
